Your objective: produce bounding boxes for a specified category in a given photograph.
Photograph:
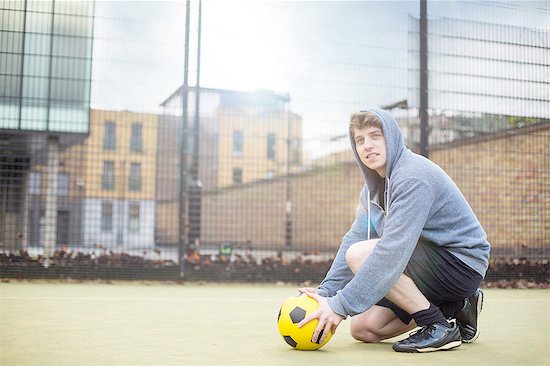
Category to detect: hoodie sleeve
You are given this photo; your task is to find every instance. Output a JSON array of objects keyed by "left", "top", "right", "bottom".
[
  {"left": 317, "top": 189, "right": 370, "bottom": 299},
  {"left": 327, "top": 177, "right": 434, "bottom": 317}
]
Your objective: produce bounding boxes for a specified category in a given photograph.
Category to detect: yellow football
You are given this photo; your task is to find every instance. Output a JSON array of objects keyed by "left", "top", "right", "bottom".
[{"left": 277, "top": 295, "right": 333, "bottom": 350}]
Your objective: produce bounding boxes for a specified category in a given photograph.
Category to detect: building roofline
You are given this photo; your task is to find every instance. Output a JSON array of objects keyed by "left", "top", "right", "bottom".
[{"left": 160, "top": 86, "right": 290, "bottom": 106}]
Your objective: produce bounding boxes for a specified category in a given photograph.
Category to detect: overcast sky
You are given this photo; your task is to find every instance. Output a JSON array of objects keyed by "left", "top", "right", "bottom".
[{"left": 90, "top": 1, "right": 550, "bottom": 157}]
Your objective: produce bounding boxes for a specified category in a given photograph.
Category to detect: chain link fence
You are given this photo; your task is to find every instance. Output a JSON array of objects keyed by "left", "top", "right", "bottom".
[{"left": 1, "top": 1, "right": 549, "bottom": 285}]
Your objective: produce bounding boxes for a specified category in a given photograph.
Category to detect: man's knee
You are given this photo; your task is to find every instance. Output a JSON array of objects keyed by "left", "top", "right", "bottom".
[
  {"left": 350, "top": 322, "right": 383, "bottom": 343},
  {"left": 345, "top": 239, "right": 379, "bottom": 273}
]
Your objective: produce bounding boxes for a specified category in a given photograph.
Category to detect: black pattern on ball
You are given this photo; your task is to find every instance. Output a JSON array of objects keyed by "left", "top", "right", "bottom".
[
  {"left": 289, "top": 306, "right": 306, "bottom": 324},
  {"left": 284, "top": 335, "right": 298, "bottom": 348},
  {"left": 277, "top": 308, "right": 281, "bottom": 322},
  {"left": 315, "top": 330, "right": 325, "bottom": 344}
]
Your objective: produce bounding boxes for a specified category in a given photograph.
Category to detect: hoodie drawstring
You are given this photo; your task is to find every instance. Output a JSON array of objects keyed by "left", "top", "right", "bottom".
[
  {"left": 367, "top": 190, "right": 371, "bottom": 240},
  {"left": 385, "top": 177, "right": 389, "bottom": 216}
]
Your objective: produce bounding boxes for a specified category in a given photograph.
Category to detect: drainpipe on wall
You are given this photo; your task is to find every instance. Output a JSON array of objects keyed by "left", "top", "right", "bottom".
[{"left": 43, "top": 135, "right": 59, "bottom": 267}]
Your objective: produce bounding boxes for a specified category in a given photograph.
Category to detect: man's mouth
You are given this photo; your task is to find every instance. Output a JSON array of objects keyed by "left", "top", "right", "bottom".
[{"left": 365, "top": 153, "right": 378, "bottom": 160}]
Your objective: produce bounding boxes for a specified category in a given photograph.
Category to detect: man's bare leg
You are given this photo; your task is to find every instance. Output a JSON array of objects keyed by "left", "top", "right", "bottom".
[
  {"left": 345, "top": 239, "right": 429, "bottom": 315},
  {"left": 345, "top": 239, "right": 461, "bottom": 352},
  {"left": 350, "top": 305, "right": 416, "bottom": 342}
]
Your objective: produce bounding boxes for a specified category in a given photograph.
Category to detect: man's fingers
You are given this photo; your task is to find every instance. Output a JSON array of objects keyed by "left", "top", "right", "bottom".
[
  {"left": 297, "top": 312, "right": 318, "bottom": 328},
  {"left": 317, "top": 321, "right": 333, "bottom": 344},
  {"left": 302, "top": 289, "right": 320, "bottom": 301},
  {"left": 297, "top": 287, "right": 316, "bottom": 294},
  {"left": 312, "top": 319, "right": 326, "bottom": 344}
]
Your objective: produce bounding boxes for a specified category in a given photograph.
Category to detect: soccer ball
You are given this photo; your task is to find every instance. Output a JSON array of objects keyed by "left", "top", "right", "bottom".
[{"left": 277, "top": 295, "right": 333, "bottom": 350}]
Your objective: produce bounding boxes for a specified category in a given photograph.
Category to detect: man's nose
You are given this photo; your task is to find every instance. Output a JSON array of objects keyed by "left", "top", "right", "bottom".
[{"left": 362, "top": 139, "right": 374, "bottom": 150}]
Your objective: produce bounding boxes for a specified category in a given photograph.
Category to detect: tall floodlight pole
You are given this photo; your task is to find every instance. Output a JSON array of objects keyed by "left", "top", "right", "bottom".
[
  {"left": 285, "top": 94, "right": 292, "bottom": 248},
  {"left": 419, "top": 0, "right": 429, "bottom": 157},
  {"left": 189, "top": 0, "right": 202, "bottom": 248},
  {"left": 179, "top": 0, "right": 191, "bottom": 278},
  {"left": 194, "top": 0, "right": 202, "bottom": 160}
]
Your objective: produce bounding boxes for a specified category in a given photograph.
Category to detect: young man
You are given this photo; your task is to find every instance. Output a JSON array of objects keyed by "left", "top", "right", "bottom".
[{"left": 298, "top": 108, "right": 490, "bottom": 353}]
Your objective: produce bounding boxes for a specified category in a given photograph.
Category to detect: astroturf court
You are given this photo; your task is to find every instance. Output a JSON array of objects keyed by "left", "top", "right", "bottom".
[{"left": 1, "top": 281, "right": 549, "bottom": 366}]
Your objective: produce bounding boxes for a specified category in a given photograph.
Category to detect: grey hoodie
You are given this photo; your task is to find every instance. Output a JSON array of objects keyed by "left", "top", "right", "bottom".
[{"left": 318, "top": 107, "right": 490, "bottom": 317}]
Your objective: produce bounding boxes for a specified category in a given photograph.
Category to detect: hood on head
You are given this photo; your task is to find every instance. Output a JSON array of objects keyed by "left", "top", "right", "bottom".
[{"left": 349, "top": 107, "right": 406, "bottom": 199}]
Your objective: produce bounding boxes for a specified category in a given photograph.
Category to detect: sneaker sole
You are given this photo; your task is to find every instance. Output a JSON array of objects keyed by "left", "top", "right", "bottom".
[
  {"left": 417, "top": 340, "right": 462, "bottom": 353},
  {"left": 394, "top": 340, "right": 462, "bottom": 353},
  {"left": 462, "top": 290, "right": 484, "bottom": 343}
]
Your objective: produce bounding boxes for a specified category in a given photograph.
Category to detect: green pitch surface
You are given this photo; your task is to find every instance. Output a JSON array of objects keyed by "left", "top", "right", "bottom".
[{"left": 1, "top": 282, "right": 549, "bottom": 366}]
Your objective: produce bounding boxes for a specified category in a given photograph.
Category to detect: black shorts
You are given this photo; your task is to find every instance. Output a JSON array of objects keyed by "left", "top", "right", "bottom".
[{"left": 377, "top": 239, "right": 483, "bottom": 325}]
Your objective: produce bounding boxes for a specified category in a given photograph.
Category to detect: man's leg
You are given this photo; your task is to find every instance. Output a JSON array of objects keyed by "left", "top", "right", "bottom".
[
  {"left": 350, "top": 305, "right": 416, "bottom": 343},
  {"left": 346, "top": 239, "right": 436, "bottom": 315},
  {"left": 346, "top": 240, "right": 461, "bottom": 352}
]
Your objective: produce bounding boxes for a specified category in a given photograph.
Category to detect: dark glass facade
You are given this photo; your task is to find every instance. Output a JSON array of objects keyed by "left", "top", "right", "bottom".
[{"left": 0, "top": 0, "right": 94, "bottom": 133}]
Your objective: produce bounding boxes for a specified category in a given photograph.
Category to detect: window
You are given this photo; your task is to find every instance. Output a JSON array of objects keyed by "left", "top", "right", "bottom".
[
  {"left": 57, "top": 173, "right": 69, "bottom": 196},
  {"left": 57, "top": 211, "right": 70, "bottom": 246},
  {"left": 102, "top": 161, "right": 115, "bottom": 190},
  {"left": 103, "top": 122, "right": 116, "bottom": 150},
  {"left": 267, "top": 133, "right": 276, "bottom": 160},
  {"left": 233, "top": 130, "right": 243, "bottom": 157},
  {"left": 29, "top": 171, "right": 41, "bottom": 195},
  {"left": 289, "top": 138, "right": 301, "bottom": 165},
  {"left": 101, "top": 202, "right": 113, "bottom": 231},
  {"left": 232, "top": 167, "right": 242, "bottom": 185},
  {"left": 129, "top": 163, "right": 141, "bottom": 191},
  {"left": 130, "top": 123, "right": 143, "bottom": 153},
  {"left": 128, "top": 202, "right": 140, "bottom": 233}
]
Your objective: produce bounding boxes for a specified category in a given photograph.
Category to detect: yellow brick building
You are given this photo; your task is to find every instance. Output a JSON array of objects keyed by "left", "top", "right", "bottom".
[
  {"left": 216, "top": 102, "right": 302, "bottom": 188},
  {"left": 77, "top": 109, "right": 158, "bottom": 249},
  {"left": 156, "top": 87, "right": 303, "bottom": 246},
  {"left": 22, "top": 109, "right": 159, "bottom": 250}
]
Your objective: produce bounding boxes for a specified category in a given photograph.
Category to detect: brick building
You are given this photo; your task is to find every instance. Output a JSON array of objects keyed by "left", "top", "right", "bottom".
[{"left": 200, "top": 122, "right": 550, "bottom": 255}]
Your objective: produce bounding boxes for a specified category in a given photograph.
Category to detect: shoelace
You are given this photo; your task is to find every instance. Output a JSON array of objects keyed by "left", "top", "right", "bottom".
[{"left": 408, "top": 325, "right": 436, "bottom": 341}]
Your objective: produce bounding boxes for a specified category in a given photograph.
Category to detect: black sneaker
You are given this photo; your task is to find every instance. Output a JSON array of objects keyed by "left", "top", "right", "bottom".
[
  {"left": 456, "top": 289, "right": 484, "bottom": 343},
  {"left": 392, "top": 322, "right": 462, "bottom": 353}
]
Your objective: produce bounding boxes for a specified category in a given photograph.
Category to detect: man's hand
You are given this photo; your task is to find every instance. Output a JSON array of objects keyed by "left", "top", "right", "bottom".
[
  {"left": 297, "top": 288, "right": 344, "bottom": 344},
  {"left": 296, "top": 287, "right": 317, "bottom": 296}
]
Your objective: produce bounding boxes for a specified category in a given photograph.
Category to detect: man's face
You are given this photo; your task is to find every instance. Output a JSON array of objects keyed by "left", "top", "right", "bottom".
[{"left": 353, "top": 126, "right": 387, "bottom": 178}]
